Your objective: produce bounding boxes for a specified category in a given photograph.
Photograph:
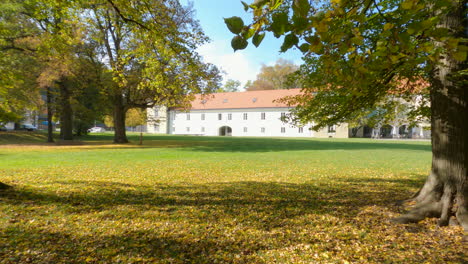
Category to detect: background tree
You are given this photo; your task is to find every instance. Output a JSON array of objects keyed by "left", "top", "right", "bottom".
[
  {"left": 0, "top": 0, "right": 86, "bottom": 141},
  {"left": 125, "top": 108, "right": 146, "bottom": 129},
  {"left": 88, "top": 0, "right": 221, "bottom": 143},
  {"left": 245, "top": 58, "right": 300, "bottom": 91},
  {"left": 0, "top": 1, "right": 43, "bottom": 126},
  {"left": 70, "top": 45, "right": 110, "bottom": 136},
  {"left": 217, "top": 79, "right": 241, "bottom": 92},
  {"left": 227, "top": 0, "right": 467, "bottom": 232}
]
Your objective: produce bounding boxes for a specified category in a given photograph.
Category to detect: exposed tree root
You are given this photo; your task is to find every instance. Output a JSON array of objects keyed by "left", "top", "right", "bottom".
[{"left": 391, "top": 173, "right": 468, "bottom": 234}]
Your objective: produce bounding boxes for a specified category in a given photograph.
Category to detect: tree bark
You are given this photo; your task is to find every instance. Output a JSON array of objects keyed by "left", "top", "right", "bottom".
[
  {"left": 58, "top": 81, "right": 73, "bottom": 141},
  {"left": 113, "top": 94, "right": 129, "bottom": 143},
  {"left": 392, "top": 1, "right": 467, "bottom": 232},
  {"left": 46, "top": 87, "right": 54, "bottom": 143}
]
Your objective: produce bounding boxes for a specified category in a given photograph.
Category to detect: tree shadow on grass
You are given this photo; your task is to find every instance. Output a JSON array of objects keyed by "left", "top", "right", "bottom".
[
  {"left": 0, "top": 177, "right": 428, "bottom": 263},
  {"left": 56, "top": 136, "right": 432, "bottom": 153},
  {"left": 1, "top": 133, "right": 431, "bottom": 153}
]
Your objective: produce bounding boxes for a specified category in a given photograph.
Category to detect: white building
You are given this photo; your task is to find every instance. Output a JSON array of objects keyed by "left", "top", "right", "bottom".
[
  {"left": 146, "top": 106, "right": 168, "bottom": 134},
  {"left": 149, "top": 89, "right": 348, "bottom": 138}
]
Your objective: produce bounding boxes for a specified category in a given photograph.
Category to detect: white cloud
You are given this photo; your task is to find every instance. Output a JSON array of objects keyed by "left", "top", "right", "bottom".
[{"left": 197, "top": 40, "right": 259, "bottom": 88}]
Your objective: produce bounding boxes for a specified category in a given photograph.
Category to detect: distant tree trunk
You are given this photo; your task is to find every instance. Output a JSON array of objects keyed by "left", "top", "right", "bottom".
[
  {"left": 393, "top": 1, "right": 467, "bottom": 232},
  {"left": 113, "top": 94, "right": 128, "bottom": 143},
  {"left": 58, "top": 81, "right": 73, "bottom": 140},
  {"left": 46, "top": 87, "right": 54, "bottom": 143}
]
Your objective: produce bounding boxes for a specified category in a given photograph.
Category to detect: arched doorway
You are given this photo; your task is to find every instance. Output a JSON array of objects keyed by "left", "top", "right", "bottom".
[
  {"left": 399, "top": 125, "right": 409, "bottom": 138},
  {"left": 219, "top": 126, "right": 232, "bottom": 136},
  {"left": 381, "top": 125, "right": 393, "bottom": 138}
]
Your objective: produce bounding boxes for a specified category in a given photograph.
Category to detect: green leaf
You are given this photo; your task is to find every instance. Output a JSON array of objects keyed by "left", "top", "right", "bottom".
[
  {"left": 280, "top": 33, "right": 299, "bottom": 52},
  {"left": 401, "top": 0, "right": 414, "bottom": 9},
  {"left": 299, "top": 43, "right": 310, "bottom": 53},
  {"left": 224, "top": 16, "right": 244, "bottom": 34},
  {"left": 270, "top": 12, "right": 289, "bottom": 38},
  {"left": 452, "top": 50, "right": 467, "bottom": 62},
  {"left": 231, "top": 36, "right": 248, "bottom": 51},
  {"left": 252, "top": 32, "right": 265, "bottom": 47},
  {"left": 292, "top": 15, "right": 308, "bottom": 33},
  {"left": 241, "top": 1, "right": 249, "bottom": 11},
  {"left": 292, "top": 0, "right": 310, "bottom": 18},
  {"left": 383, "top": 23, "right": 394, "bottom": 31}
]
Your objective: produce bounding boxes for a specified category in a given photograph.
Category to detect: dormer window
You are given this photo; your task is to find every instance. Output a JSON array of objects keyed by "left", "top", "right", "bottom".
[
  {"left": 252, "top": 97, "right": 257, "bottom": 102},
  {"left": 223, "top": 99, "right": 228, "bottom": 103}
]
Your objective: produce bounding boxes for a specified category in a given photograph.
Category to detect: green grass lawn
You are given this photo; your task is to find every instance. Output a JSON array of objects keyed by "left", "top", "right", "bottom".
[{"left": 0, "top": 132, "right": 465, "bottom": 263}]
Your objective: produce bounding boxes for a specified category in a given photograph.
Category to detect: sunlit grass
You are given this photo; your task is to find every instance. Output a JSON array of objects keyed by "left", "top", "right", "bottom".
[{"left": 0, "top": 132, "right": 465, "bottom": 263}]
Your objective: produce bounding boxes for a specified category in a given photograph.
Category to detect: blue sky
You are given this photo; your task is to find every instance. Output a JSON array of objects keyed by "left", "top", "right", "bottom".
[{"left": 181, "top": 1, "right": 303, "bottom": 87}]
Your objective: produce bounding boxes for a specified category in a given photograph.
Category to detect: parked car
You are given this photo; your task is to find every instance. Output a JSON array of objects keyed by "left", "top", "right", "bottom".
[
  {"left": 18, "top": 124, "right": 37, "bottom": 131},
  {"left": 88, "top": 127, "right": 106, "bottom": 133},
  {"left": 0, "top": 125, "right": 7, "bottom": 132}
]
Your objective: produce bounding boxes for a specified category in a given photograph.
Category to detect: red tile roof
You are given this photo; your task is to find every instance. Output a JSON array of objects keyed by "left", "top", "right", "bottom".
[{"left": 189, "top": 89, "right": 303, "bottom": 110}]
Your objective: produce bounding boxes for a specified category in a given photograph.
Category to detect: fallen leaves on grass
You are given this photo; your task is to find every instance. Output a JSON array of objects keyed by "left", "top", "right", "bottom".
[{"left": 0, "top": 135, "right": 465, "bottom": 263}]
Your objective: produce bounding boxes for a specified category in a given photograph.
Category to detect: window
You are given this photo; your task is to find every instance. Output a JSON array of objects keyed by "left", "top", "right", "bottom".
[
  {"left": 228, "top": 113, "right": 232, "bottom": 120},
  {"left": 154, "top": 124, "right": 160, "bottom": 132},
  {"left": 243, "top": 127, "right": 248, "bottom": 133},
  {"left": 298, "top": 127, "right": 304, "bottom": 133},
  {"left": 201, "top": 113, "right": 205, "bottom": 120},
  {"left": 261, "top": 112, "right": 266, "bottom": 120},
  {"left": 243, "top": 113, "right": 248, "bottom": 120},
  {"left": 261, "top": 127, "right": 265, "bottom": 133},
  {"left": 201, "top": 127, "right": 205, "bottom": 132},
  {"left": 281, "top": 127, "right": 286, "bottom": 133},
  {"left": 186, "top": 127, "right": 190, "bottom": 132},
  {"left": 172, "top": 127, "right": 175, "bottom": 132},
  {"left": 328, "top": 125, "right": 336, "bottom": 133},
  {"left": 172, "top": 113, "right": 176, "bottom": 120},
  {"left": 280, "top": 112, "right": 287, "bottom": 121},
  {"left": 186, "top": 114, "right": 190, "bottom": 120},
  {"left": 218, "top": 113, "right": 222, "bottom": 120}
]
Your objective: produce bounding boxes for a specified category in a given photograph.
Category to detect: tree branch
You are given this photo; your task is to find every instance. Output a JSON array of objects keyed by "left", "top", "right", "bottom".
[{"left": 105, "top": 0, "right": 149, "bottom": 30}]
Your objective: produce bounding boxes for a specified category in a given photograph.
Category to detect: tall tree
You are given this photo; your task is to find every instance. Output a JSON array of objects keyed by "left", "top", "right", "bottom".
[
  {"left": 0, "top": 0, "right": 85, "bottom": 140},
  {"left": 227, "top": 0, "right": 467, "bottom": 232},
  {"left": 88, "top": 0, "right": 221, "bottom": 143},
  {"left": 0, "top": 1, "right": 43, "bottom": 126},
  {"left": 217, "top": 79, "right": 241, "bottom": 92},
  {"left": 245, "top": 58, "right": 300, "bottom": 91}
]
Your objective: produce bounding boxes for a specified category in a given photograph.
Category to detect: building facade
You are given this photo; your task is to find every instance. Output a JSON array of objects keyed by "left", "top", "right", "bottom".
[
  {"left": 146, "top": 106, "right": 168, "bottom": 134},
  {"left": 149, "top": 89, "right": 348, "bottom": 138}
]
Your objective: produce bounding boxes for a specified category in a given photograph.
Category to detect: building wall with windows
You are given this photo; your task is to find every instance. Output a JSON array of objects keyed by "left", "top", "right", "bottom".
[
  {"left": 150, "top": 89, "right": 348, "bottom": 138},
  {"left": 314, "top": 123, "right": 349, "bottom": 138},
  {"left": 167, "top": 108, "right": 320, "bottom": 137},
  {"left": 146, "top": 106, "right": 168, "bottom": 134}
]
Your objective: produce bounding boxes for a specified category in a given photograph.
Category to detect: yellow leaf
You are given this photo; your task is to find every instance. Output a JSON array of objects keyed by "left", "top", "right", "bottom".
[{"left": 384, "top": 23, "right": 394, "bottom": 31}]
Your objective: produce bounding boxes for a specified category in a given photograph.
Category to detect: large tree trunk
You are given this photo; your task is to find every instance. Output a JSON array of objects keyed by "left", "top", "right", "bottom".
[
  {"left": 46, "top": 87, "right": 54, "bottom": 143},
  {"left": 113, "top": 94, "right": 129, "bottom": 143},
  {"left": 392, "top": 1, "right": 467, "bottom": 232},
  {"left": 58, "top": 81, "right": 73, "bottom": 140}
]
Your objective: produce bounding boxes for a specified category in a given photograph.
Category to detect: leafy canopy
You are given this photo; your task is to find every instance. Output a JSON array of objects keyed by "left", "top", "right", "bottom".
[{"left": 225, "top": 0, "right": 466, "bottom": 129}]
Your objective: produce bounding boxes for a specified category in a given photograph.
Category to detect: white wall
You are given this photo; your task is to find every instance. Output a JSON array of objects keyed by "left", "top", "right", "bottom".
[
  {"left": 167, "top": 108, "right": 315, "bottom": 137},
  {"left": 147, "top": 106, "right": 168, "bottom": 134}
]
